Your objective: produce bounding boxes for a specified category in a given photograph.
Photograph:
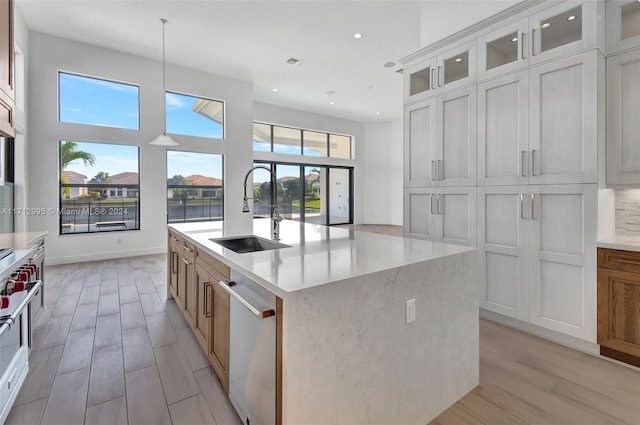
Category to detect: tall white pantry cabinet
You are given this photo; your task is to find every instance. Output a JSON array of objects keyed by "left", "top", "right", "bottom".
[{"left": 402, "top": 0, "right": 611, "bottom": 343}]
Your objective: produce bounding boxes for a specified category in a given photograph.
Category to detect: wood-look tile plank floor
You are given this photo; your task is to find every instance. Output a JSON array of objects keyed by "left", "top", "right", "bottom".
[
  {"left": 6, "top": 254, "right": 242, "bottom": 425},
  {"left": 7, "top": 225, "right": 640, "bottom": 425}
]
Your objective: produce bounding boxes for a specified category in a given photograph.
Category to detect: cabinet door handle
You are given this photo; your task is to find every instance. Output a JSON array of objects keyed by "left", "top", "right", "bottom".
[
  {"left": 204, "top": 282, "right": 212, "bottom": 318},
  {"left": 183, "top": 245, "right": 193, "bottom": 252},
  {"left": 531, "top": 193, "right": 537, "bottom": 220},
  {"left": 521, "top": 151, "right": 528, "bottom": 177},
  {"left": 431, "top": 161, "right": 437, "bottom": 181},
  {"left": 437, "top": 65, "right": 443, "bottom": 87},
  {"left": 430, "top": 68, "right": 435, "bottom": 90},
  {"left": 437, "top": 194, "right": 443, "bottom": 215},
  {"left": 172, "top": 252, "right": 178, "bottom": 274},
  {"left": 182, "top": 258, "right": 192, "bottom": 265},
  {"left": 170, "top": 236, "right": 179, "bottom": 242},
  {"left": 437, "top": 159, "right": 443, "bottom": 180},
  {"left": 531, "top": 28, "right": 536, "bottom": 56},
  {"left": 430, "top": 194, "right": 436, "bottom": 214},
  {"left": 531, "top": 149, "right": 538, "bottom": 176},
  {"left": 520, "top": 194, "right": 526, "bottom": 220},
  {"left": 521, "top": 32, "right": 526, "bottom": 60}
]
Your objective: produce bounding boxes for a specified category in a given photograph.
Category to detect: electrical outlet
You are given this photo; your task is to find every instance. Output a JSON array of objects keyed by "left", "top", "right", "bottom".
[{"left": 406, "top": 298, "right": 416, "bottom": 324}]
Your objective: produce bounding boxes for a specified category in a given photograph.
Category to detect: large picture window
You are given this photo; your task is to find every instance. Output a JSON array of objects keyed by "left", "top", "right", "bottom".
[
  {"left": 253, "top": 122, "right": 353, "bottom": 159},
  {"left": 166, "top": 92, "right": 224, "bottom": 139},
  {"left": 58, "top": 72, "right": 140, "bottom": 130},
  {"left": 59, "top": 141, "right": 140, "bottom": 234},
  {"left": 167, "top": 151, "right": 224, "bottom": 223}
]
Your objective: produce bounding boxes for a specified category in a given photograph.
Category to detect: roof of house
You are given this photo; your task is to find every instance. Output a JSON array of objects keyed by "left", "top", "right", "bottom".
[
  {"left": 62, "top": 170, "right": 88, "bottom": 183},
  {"left": 109, "top": 172, "right": 139, "bottom": 185},
  {"left": 184, "top": 174, "right": 223, "bottom": 187}
]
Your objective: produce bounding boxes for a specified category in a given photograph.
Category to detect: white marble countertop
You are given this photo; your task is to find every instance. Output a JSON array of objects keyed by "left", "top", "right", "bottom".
[
  {"left": 169, "top": 219, "right": 475, "bottom": 298},
  {"left": 598, "top": 235, "right": 640, "bottom": 253},
  {"left": 0, "top": 231, "right": 47, "bottom": 249}
]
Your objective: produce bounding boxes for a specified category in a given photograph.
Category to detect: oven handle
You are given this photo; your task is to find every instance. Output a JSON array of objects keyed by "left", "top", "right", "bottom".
[
  {"left": 0, "top": 280, "right": 43, "bottom": 331},
  {"left": 218, "top": 280, "right": 275, "bottom": 319}
]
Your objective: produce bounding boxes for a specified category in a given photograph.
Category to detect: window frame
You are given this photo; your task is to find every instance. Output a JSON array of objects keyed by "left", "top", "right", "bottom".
[
  {"left": 57, "top": 70, "right": 141, "bottom": 130},
  {"left": 165, "top": 90, "right": 226, "bottom": 140},
  {"left": 58, "top": 140, "right": 141, "bottom": 235}
]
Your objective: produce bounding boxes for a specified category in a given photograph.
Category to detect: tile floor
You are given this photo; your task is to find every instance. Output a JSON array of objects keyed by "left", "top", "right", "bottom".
[{"left": 6, "top": 254, "right": 242, "bottom": 425}]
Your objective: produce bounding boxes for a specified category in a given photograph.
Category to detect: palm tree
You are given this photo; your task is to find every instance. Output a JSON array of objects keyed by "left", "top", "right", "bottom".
[
  {"left": 61, "top": 141, "right": 96, "bottom": 198},
  {"left": 61, "top": 141, "right": 96, "bottom": 169}
]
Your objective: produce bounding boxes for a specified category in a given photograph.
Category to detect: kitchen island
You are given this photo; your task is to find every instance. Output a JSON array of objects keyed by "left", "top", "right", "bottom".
[{"left": 169, "top": 219, "right": 479, "bottom": 425}]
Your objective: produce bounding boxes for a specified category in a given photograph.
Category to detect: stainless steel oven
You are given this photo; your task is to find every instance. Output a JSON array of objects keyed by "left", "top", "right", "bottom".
[{"left": 0, "top": 248, "right": 43, "bottom": 423}]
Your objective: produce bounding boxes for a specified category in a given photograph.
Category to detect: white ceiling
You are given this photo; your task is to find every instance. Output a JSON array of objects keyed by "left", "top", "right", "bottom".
[{"left": 16, "top": 0, "right": 519, "bottom": 123}]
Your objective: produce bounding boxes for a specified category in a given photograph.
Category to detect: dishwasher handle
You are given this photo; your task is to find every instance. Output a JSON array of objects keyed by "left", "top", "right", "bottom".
[{"left": 218, "top": 280, "right": 275, "bottom": 319}]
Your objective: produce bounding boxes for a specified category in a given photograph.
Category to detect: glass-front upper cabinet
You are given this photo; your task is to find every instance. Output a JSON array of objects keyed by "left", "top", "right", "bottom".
[
  {"left": 528, "top": 1, "right": 599, "bottom": 65},
  {"left": 606, "top": 0, "right": 640, "bottom": 54},
  {"left": 405, "top": 42, "right": 477, "bottom": 103},
  {"left": 478, "top": 18, "right": 529, "bottom": 81}
]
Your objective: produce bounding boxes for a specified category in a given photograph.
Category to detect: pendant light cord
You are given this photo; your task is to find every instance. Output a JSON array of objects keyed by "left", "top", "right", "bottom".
[{"left": 160, "top": 18, "right": 167, "bottom": 134}]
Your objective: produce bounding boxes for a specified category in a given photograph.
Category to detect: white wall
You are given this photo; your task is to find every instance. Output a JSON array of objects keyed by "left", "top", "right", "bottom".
[
  {"left": 362, "top": 119, "right": 403, "bottom": 225},
  {"left": 12, "top": 7, "right": 30, "bottom": 232},
  {"left": 28, "top": 32, "right": 253, "bottom": 265},
  {"left": 252, "top": 102, "right": 365, "bottom": 224}
]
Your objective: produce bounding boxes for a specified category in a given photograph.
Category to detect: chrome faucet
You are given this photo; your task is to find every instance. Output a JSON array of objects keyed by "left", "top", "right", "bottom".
[{"left": 242, "top": 166, "right": 283, "bottom": 241}]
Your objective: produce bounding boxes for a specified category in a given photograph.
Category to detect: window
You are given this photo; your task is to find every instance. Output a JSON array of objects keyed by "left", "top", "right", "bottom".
[
  {"left": 166, "top": 92, "right": 224, "bottom": 139},
  {"left": 167, "top": 151, "right": 223, "bottom": 223},
  {"left": 59, "top": 141, "right": 140, "bottom": 234},
  {"left": 58, "top": 72, "right": 140, "bottom": 130},
  {"left": 253, "top": 122, "right": 353, "bottom": 159},
  {"left": 252, "top": 161, "right": 352, "bottom": 225}
]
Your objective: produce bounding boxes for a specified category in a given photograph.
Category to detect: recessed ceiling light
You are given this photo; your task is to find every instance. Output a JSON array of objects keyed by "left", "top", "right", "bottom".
[
  {"left": 541, "top": 22, "right": 551, "bottom": 29},
  {"left": 511, "top": 37, "right": 518, "bottom": 42},
  {"left": 375, "top": 112, "right": 381, "bottom": 115},
  {"left": 272, "top": 88, "right": 278, "bottom": 92},
  {"left": 354, "top": 33, "right": 363, "bottom": 39},
  {"left": 567, "top": 15, "right": 576, "bottom": 21},
  {"left": 286, "top": 57, "right": 302, "bottom": 66},
  {"left": 329, "top": 101, "right": 335, "bottom": 105},
  {"left": 455, "top": 57, "right": 462, "bottom": 63},
  {"left": 384, "top": 61, "right": 396, "bottom": 68}
]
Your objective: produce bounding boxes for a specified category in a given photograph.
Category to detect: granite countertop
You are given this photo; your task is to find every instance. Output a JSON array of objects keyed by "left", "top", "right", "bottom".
[
  {"left": 0, "top": 231, "right": 47, "bottom": 249},
  {"left": 598, "top": 234, "right": 640, "bottom": 253},
  {"left": 169, "top": 219, "right": 475, "bottom": 297}
]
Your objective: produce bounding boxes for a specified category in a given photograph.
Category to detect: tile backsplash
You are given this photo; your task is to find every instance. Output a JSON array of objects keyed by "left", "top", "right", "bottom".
[{"left": 616, "top": 189, "right": 640, "bottom": 235}]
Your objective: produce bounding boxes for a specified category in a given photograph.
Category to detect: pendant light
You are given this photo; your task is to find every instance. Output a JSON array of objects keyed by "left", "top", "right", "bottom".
[{"left": 150, "top": 18, "right": 179, "bottom": 146}]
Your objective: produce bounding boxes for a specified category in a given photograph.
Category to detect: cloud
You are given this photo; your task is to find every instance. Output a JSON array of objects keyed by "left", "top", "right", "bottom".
[{"left": 166, "top": 93, "right": 187, "bottom": 109}]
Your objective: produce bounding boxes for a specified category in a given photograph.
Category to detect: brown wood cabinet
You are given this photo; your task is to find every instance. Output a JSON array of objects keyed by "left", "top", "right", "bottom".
[
  {"left": 195, "top": 247, "right": 230, "bottom": 393},
  {"left": 597, "top": 248, "right": 640, "bottom": 367},
  {"left": 167, "top": 231, "right": 196, "bottom": 327},
  {"left": 0, "top": 0, "right": 14, "bottom": 138}
]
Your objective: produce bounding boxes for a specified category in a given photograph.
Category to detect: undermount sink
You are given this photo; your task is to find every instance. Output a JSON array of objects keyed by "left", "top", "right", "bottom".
[{"left": 210, "top": 235, "right": 291, "bottom": 253}]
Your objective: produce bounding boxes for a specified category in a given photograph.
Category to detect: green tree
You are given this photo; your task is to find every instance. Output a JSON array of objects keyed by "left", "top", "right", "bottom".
[
  {"left": 91, "top": 172, "right": 112, "bottom": 184},
  {"left": 170, "top": 175, "right": 188, "bottom": 199},
  {"left": 61, "top": 141, "right": 96, "bottom": 169},
  {"left": 61, "top": 141, "right": 96, "bottom": 198}
]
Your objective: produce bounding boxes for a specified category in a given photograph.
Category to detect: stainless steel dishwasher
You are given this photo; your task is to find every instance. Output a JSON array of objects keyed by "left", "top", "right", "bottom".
[{"left": 219, "top": 270, "right": 276, "bottom": 425}]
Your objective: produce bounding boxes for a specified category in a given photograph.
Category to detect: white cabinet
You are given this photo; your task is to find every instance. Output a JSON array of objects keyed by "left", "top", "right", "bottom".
[
  {"left": 404, "top": 187, "right": 476, "bottom": 246},
  {"left": 479, "top": 184, "right": 597, "bottom": 341},
  {"left": 528, "top": 184, "right": 597, "bottom": 341},
  {"left": 528, "top": 51, "right": 598, "bottom": 185},
  {"left": 606, "top": 49, "right": 640, "bottom": 185},
  {"left": 478, "top": 186, "right": 529, "bottom": 320},
  {"left": 404, "top": 99, "right": 436, "bottom": 187},
  {"left": 405, "top": 42, "right": 476, "bottom": 103},
  {"left": 606, "top": 0, "right": 640, "bottom": 54},
  {"left": 478, "top": 18, "right": 529, "bottom": 81},
  {"left": 528, "top": 1, "right": 600, "bottom": 66},
  {"left": 477, "top": 71, "right": 529, "bottom": 186},
  {"left": 404, "top": 86, "right": 476, "bottom": 188}
]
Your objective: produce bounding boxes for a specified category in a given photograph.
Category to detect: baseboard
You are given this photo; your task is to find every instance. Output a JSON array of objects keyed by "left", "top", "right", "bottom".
[
  {"left": 45, "top": 246, "right": 167, "bottom": 266},
  {"left": 480, "top": 309, "right": 600, "bottom": 355}
]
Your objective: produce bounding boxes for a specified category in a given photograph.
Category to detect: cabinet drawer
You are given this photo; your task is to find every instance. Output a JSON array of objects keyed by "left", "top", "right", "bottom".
[
  {"left": 169, "top": 231, "right": 195, "bottom": 260},
  {"left": 598, "top": 248, "right": 640, "bottom": 273},
  {"left": 195, "top": 249, "right": 230, "bottom": 281}
]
